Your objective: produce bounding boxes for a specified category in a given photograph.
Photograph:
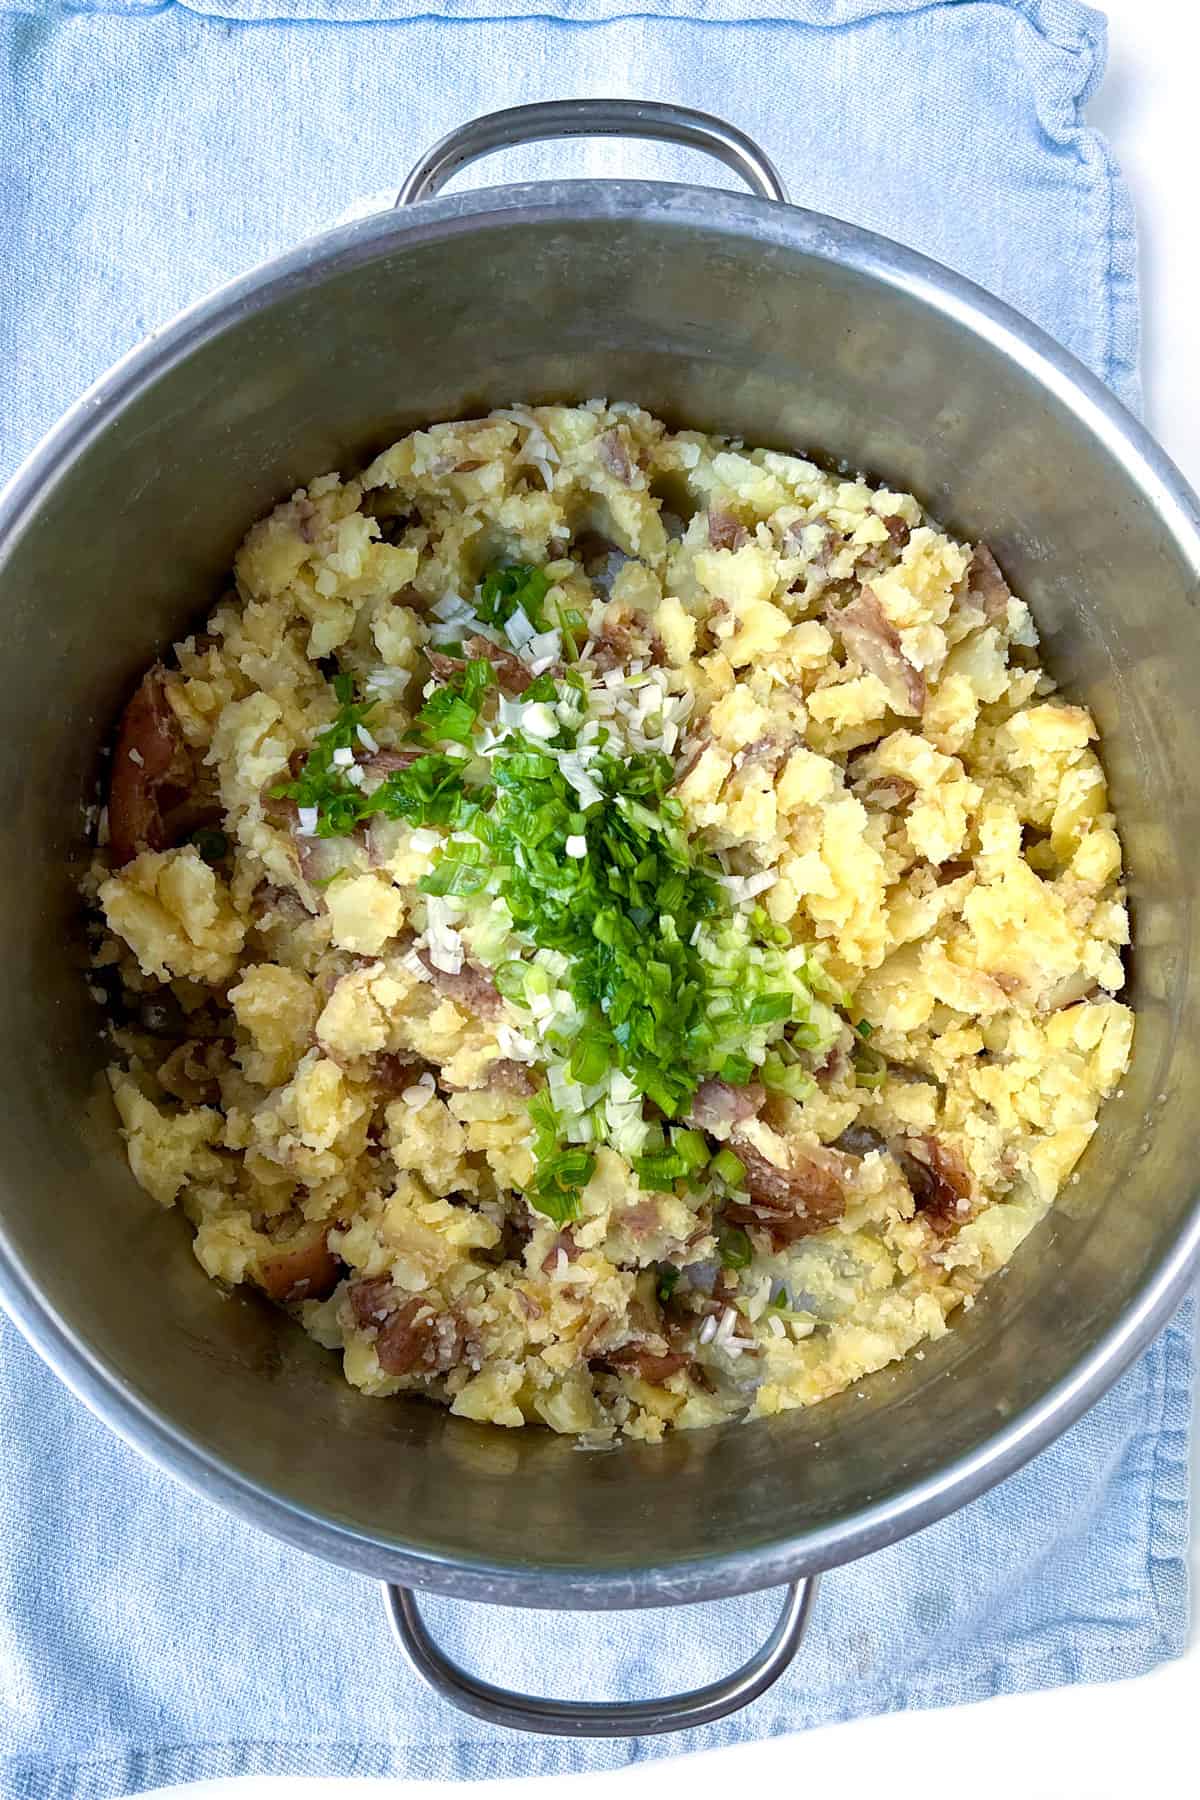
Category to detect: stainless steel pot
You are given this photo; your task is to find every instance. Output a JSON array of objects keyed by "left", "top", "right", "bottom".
[{"left": 1, "top": 99, "right": 1198, "bottom": 1738}]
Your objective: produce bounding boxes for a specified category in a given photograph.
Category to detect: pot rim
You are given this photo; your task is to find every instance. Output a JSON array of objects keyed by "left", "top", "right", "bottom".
[{"left": 3, "top": 177, "right": 1199, "bottom": 1608}]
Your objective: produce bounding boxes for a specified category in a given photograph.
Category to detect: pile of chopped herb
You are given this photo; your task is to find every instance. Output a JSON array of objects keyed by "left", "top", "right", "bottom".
[{"left": 274, "top": 631, "right": 842, "bottom": 1224}]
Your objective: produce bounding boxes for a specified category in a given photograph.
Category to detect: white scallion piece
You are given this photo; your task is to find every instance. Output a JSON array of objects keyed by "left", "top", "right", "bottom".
[
  {"left": 526, "top": 627, "right": 562, "bottom": 664},
  {"left": 356, "top": 723, "right": 379, "bottom": 752},
  {"left": 504, "top": 606, "right": 536, "bottom": 648},
  {"left": 558, "top": 752, "right": 605, "bottom": 810},
  {"left": 423, "top": 896, "right": 465, "bottom": 974},
  {"left": 496, "top": 1023, "right": 539, "bottom": 1063},
  {"left": 364, "top": 665, "right": 408, "bottom": 693},
  {"left": 427, "top": 938, "right": 464, "bottom": 976},
  {"left": 296, "top": 806, "right": 319, "bottom": 837},
  {"left": 345, "top": 764, "right": 364, "bottom": 788},
  {"left": 745, "top": 1274, "right": 774, "bottom": 1321},
  {"left": 698, "top": 1315, "right": 719, "bottom": 1346},
  {"left": 605, "top": 1068, "right": 649, "bottom": 1158},
  {"left": 565, "top": 834, "right": 587, "bottom": 859},
  {"left": 495, "top": 696, "right": 527, "bottom": 733},
  {"left": 718, "top": 870, "right": 777, "bottom": 904},
  {"left": 547, "top": 1064, "right": 588, "bottom": 1116},
  {"left": 521, "top": 702, "right": 559, "bottom": 740},
  {"left": 524, "top": 423, "right": 559, "bottom": 466},
  {"left": 432, "top": 590, "right": 471, "bottom": 622}
]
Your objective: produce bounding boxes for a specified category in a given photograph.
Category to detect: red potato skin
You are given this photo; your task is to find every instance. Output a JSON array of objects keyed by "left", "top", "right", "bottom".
[
  {"left": 857, "top": 775, "right": 916, "bottom": 810},
  {"left": 687, "top": 1079, "right": 765, "bottom": 1133},
  {"left": 428, "top": 636, "right": 537, "bottom": 696},
  {"left": 598, "top": 428, "right": 635, "bottom": 485},
  {"left": 108, "top": 666, "right": 186, "bottom": 867},
  {"left": 708, "top": 509, "right": 749, "bottom": 551},
  {"left": 375, "top": 1297, "right": 437, "bottom": 1375},
  {"left": 361, "top": 748, "right": 427, "bottom": 778},
  {"left": 415, "top": 947, "right": 502, "bottom": 1017},
  {"left": 588, "top": 605, "right": 667, "bottom": 674},
  {"left": 835, "top": 587, "right": 926, "bottom": 716},
  {"left": 967, "top": 543, "right": 1012, "bottom": 623},
  {"left": 602, "top": 1345, "right": 689, "bottom": 1384},
  {"left": 895, "top": 1134, "right": 974, "bottom": 1236},
  {"left": 256, "top": 1229, "right": 340, "bottom": 1305},
  {"left": 487, "top": 1059, "right": 538, "bottom": 1097},
  {"left": 368, "top": 1051, "right": 427, "bottom": 1094},
  {"left": 348, "top": 1275, "right": 395, "bottom": 1327},
  {"left": 725, "top": 1138, "right": 851, "bottom": 1245},
  {"left": 540, "top": 1229, "right": 580, "bottom": 1274},
  {"left": 345, "top": 1278, "right": 463, "bottom": 1376}
]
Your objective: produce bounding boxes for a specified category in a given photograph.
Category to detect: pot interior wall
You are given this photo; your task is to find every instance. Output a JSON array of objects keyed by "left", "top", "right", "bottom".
[{"left": 1, "top": 192, "right": 1197, "bottom": 1600}]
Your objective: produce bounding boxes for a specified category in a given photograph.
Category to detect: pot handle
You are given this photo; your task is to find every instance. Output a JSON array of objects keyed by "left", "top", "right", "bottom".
[
  {"left": 395, "top": 98, "right": 788, "bottom": 209},
  {"left": 380, "top": 1574, "right": 817, "bottom": 1737}
]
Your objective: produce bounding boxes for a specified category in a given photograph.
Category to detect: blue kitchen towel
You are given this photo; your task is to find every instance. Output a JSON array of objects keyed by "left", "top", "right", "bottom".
[{"left": 0, "top": 2, "right": 1187, "bottom": 1795}]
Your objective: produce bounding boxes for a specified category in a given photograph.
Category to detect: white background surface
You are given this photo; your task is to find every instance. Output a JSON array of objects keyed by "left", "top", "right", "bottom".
[{"left": 142, "top": 5, "right": 1196, "bottom": 1795}]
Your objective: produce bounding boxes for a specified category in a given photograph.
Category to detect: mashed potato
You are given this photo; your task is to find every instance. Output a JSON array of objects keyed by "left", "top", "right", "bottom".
[{"left": 88, "top": 402, "right": 1132, "bottom": 1442}]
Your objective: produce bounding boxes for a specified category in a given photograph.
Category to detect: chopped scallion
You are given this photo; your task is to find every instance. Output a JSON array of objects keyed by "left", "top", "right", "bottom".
[
  {"left": 747, "top": 992, "right": 793, "bottom": 1027},
  {"left": 634, "top": 1150, "right": 687, "bottom": 1187},
  {"left": 711, "top": 1148, "right": 746, "bottom": 1188},
  {"left": 717, "top": 1224, "right": 753, "bottom": 1270},
  {"left": 477, "top": 564, "right": 553, "bottom": 634},
  {"left": 852, "top": 1043, "right": 887, "bottom": 1089},
  {"left": 569, "top": 1029, "right": 611, "bottom": 1086},
  {"left": 671, "top": 1128, "right": 710, "bottom": 1172}
]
